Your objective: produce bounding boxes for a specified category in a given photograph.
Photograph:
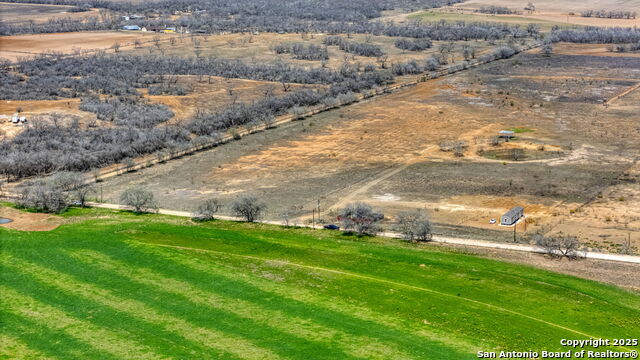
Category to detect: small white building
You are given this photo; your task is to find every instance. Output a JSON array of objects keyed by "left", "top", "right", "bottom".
[{"left": 501, "top": 206, "right": 524, "bottom": 226}]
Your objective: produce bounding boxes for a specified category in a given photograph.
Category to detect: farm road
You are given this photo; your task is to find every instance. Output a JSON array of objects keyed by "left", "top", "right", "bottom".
[{"left": 87, "top": 202, "right": 640, "bottom": 264}]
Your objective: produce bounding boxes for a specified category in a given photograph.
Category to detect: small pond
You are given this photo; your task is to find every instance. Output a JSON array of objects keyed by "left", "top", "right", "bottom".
[{"left": 0, "top": 218, "right": 13, "bottom": 224}]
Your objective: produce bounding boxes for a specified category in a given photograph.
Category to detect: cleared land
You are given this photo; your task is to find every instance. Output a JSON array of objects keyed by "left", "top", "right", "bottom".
[
  {"left": 455, "top": 0, "right": 640, "bottom": 13},
  {"left": 1, "top": 207, "right": 638, "bottom": 359},
  {"left": 0, "top": 31, "right": 175, "bottom": 62},
  {"left": 390, "top": 0, "right": 640, "bottom": 29},
  {"left": 0, "top": 2, "right": 99, "bottom": 25},
  {"left": 97, "top": 44, "right": 640, "bottom": 251}
]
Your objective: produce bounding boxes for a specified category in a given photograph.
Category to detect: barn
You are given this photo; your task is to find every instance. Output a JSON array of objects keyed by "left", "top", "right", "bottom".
[{"left": 501, "top": 206, "right": 524, "bottom": 226}]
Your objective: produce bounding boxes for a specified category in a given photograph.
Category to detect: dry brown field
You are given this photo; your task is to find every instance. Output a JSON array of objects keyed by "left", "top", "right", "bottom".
[
  {"left": 454, "top": 0, "right": 640, "bottom": 13},
  {"left": 0, "top": 2, "right": 99, "bottom": 25},
  {"left": 390, "top": 0, "right": 640, "bottom": 29},
  {"left": 96, "top": 44, "right": 640, "bottom": 253},
  {"left": 0, "top": 31, "right": 175, "bottom": 62}
]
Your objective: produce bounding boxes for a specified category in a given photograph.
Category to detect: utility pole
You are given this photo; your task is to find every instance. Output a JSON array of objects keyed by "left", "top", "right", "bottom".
[
  {"left": 513, "top": 221, "right": 517, "bottom": 242},
  {"left": 312, "top": 208, "right": 315, "bottom": 229}
]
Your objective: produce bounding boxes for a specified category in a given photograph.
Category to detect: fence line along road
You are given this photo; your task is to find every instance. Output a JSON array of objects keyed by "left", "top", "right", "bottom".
[{"left": 86, "top": 202, "right": 640, "bottom": 265}]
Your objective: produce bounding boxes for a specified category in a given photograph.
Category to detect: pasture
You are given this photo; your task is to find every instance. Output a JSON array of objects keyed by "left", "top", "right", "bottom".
[
  {"left": 397, "top": 0, "right": 640, "bottom": 29},
  {"left": 0, "top": 31, "right": 176, "bottom": 62},
  {"left": 98, "top": 45, "right": 640, "bottom": 251},
  {"left": 1, "top": 207, "right": 639, "bottom": 359},
  {"left": 0, "top": 2, "right": 98, "bottom": 25}
]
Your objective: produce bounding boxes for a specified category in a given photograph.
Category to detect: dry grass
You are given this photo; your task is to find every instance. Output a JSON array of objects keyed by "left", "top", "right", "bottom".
[
  {"left": 0, "top": 31, "right": 176, "bottom": 62},
  {"left": 0, "top": 2, "right": 100, "bottom": 25}
]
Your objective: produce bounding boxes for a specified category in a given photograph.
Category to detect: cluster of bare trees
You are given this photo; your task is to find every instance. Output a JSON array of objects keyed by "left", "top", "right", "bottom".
[
  {"left": 2, "top": 53, "right": 346, "bottom": 102},
  {"left": 4, "top": 0, "right": 463, "bottom": 21},
  {"left": 0, "top": 120, "right": 190, "bottom": 180},
  {"left": 580, "top": 9, "right": 637, "bottom": 19},
  {"left": 80, "top": 96, "right": 174, "bottom": 127},
  {"left": 394, "top": 38, "right": 433, "bottom": 52},
  {"left": 323, "top": 36, "right": 384, "bottom": 57},
  {"left": 272, "top": 43, "right": 329, "bottom": 61},
  {"left": 607, "top": 42, "right": 640, "bottom": 52},
  {"left": 477, "top": 6, "right": 515, "bottom": 15},
  {"left": 550, "top": 27, "right": 640, "bottom": 44},
  {"left": 16, "top": 171, "right": 94, "bottom": 213}
]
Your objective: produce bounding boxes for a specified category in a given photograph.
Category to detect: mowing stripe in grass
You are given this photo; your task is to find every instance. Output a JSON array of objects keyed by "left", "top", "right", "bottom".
[
  {"left": 0, "top": 287, "right": 164, "bottom": 360},
  {"left": 148, "top": 243, "right": 607, "bottom": 341},
  {"left": 0, "top": 310, "right": 123, "bottom": 360},
  {"left": 133, "top": 243, "right": 481, "bottom": 357},
  {"left": 0, "top": 263, "right": 230, "bottom": 359},
  {"left": 135, "top": 221, "right": 640, "bottom": 316},
  {"left": 0, "top": 332, "right": 54, "bottom": 360},
  {"left": 73, "top": 249, "right": 419, "bottom": 360},
  {"left": 42, "top": 250, "right": 364, "bottom": 360},
  {"left": 2, "top": 257, "right": 283, "bottom": 360}
]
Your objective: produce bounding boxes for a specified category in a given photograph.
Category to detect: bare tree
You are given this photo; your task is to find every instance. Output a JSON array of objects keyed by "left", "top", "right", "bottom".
[
  {"left": 511, "top": 148, "right": 524, "bottom": 161},
  {"left": 395, "top": 210, "right": 432, "bottom": 242},
  {"left": 48, "top": 171, "right": 94, "bottom": 207},
  {"left": 192, "top": 198, "right": 222, "bottom": 221},
  {"left": 281, "top": 81, "right": 291, "bottom": 92},
  {"left": 120, "top": 187, "right": 158, "bottom": 213},
  {"left": 17, "top": 183, "right": 67, "bottom": 213},
  {"left": 339, "top": 202, "right": 384, "bottom": 236},
  {"left": 541, "top": 41, "right": 553, "bottom": 57},
  {"left": 534, "top": 233, "right": 585, "bottom": 259},
  {"left": 231, "top": 195, "right": 266, "bottom": 222}
]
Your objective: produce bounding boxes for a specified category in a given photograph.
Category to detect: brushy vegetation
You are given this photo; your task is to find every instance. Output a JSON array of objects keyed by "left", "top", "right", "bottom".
[{"left": 0, "top": 207, "right": 638, "bottom": 359}]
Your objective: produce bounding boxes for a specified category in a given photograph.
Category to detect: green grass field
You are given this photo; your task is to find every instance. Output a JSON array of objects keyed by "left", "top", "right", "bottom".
[
  {"left": 1, "top": 207, "right": 639, "bottom": 359},
  {"left": 407, "top": 11, "right": 571, "bottom": 31}
]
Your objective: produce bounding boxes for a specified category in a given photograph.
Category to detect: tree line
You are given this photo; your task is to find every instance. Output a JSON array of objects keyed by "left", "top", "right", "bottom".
[
  {"left": 549, "top": 27, "right": 640, "bottom": 44},
  {"left": 15, "top": 178, "right": 598, "bottom": 258},
  {"left": 580, "top": 9, "right": 637, "bottom": 19}
]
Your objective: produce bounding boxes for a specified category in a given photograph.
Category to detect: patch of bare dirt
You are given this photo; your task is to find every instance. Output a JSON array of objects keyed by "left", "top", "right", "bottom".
[
  {"left": 0, "top": 207, "right": 63, "bottom": 231},
  {"left": 0, "top": 31, "right": 175, "bottom": 62},
  {"left": 541, "top": 43, "right": 640, "bottom": 58}
]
